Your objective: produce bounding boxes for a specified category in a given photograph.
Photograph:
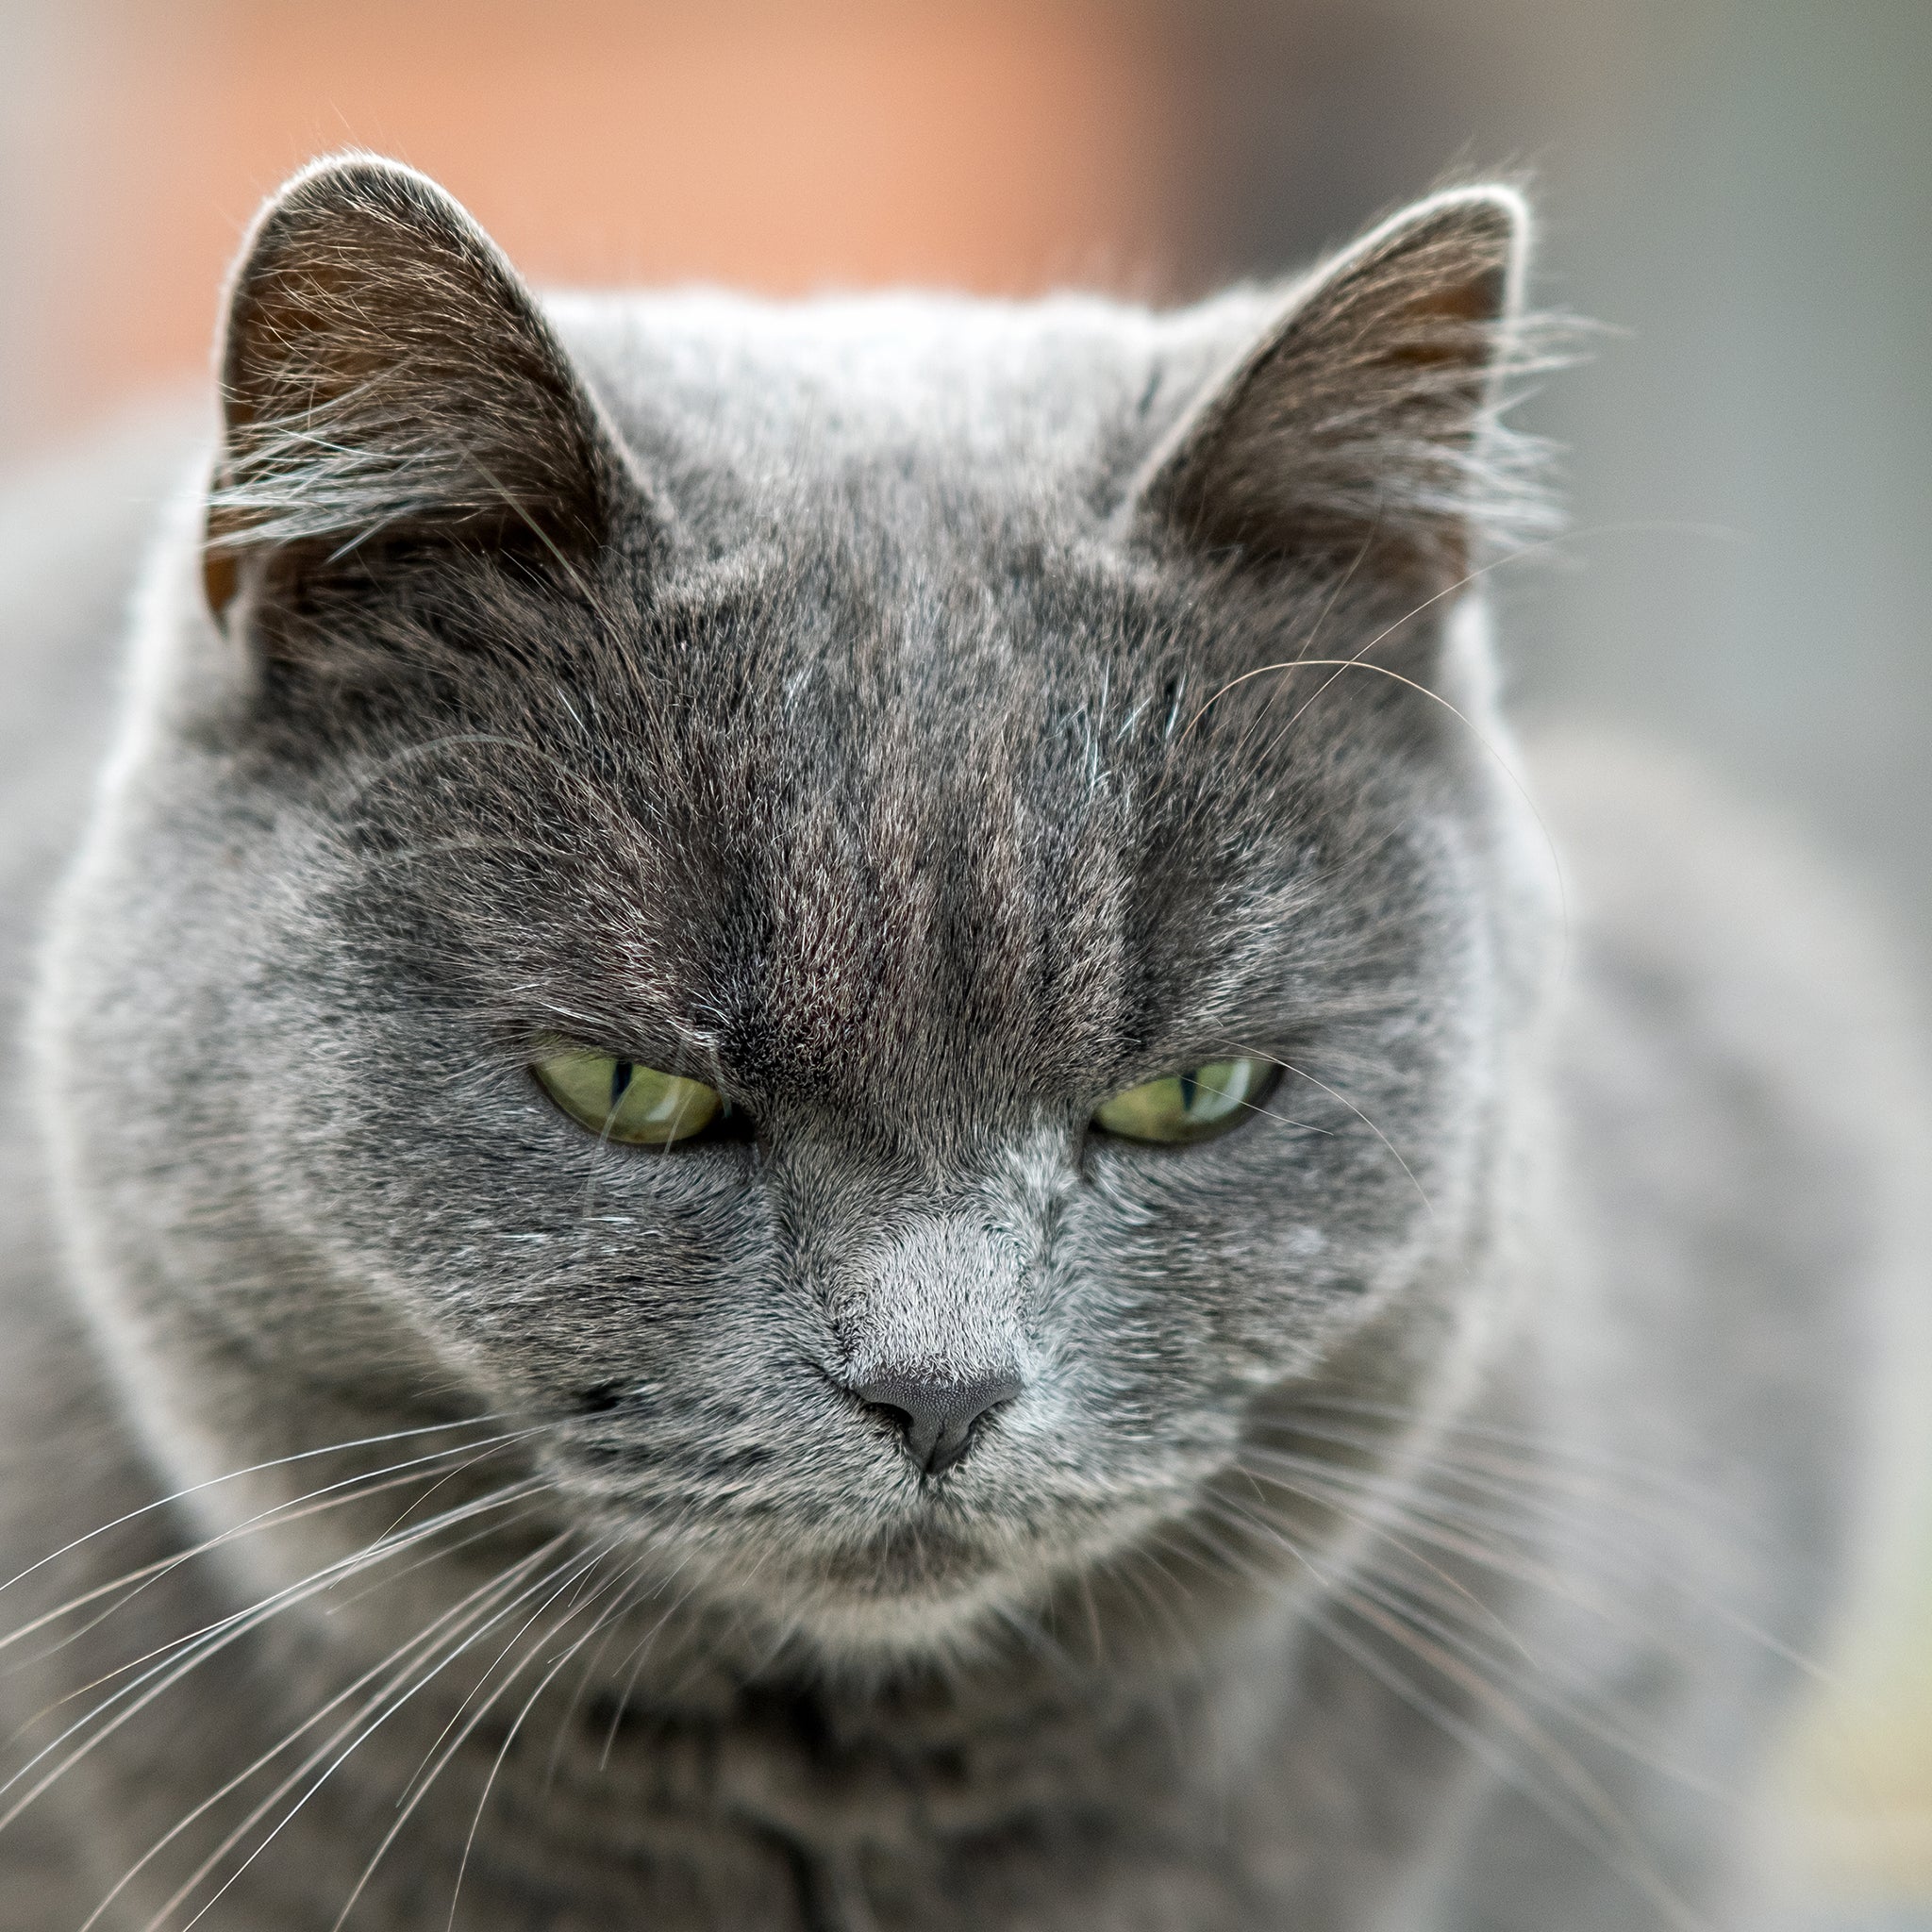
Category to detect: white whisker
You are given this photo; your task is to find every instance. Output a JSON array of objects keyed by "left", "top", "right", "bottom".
[{"left": 87, "top": 1524, "right": 567, "bottom": 1932}]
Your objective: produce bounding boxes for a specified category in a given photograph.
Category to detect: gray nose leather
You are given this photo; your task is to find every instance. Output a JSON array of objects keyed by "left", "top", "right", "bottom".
[{"left": 851, "top": 1368, "right": 1024, "bottom": 1474}]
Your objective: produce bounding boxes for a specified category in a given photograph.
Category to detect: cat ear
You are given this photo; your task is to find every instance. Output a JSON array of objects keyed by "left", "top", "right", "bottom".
[
  {"left": 203, "top": 154, "right": 633, "bottom": 619},
  {"left": 1130, "top": 185, "right": 1542, "bottom": 588}
]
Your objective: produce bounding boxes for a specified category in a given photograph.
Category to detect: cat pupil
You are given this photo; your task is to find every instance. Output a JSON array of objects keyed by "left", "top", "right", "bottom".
[
  {"left": 610, "top": 1060, "right": 632, "bottom": 1111},
  {"left": 1179, "top": 1070, "right": 1199, "bottom": 1112}
]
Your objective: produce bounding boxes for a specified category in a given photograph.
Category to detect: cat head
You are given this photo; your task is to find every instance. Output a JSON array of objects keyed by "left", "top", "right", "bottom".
[{"left": 50, "top": 157, "right": 1557, "bottom": 1664}]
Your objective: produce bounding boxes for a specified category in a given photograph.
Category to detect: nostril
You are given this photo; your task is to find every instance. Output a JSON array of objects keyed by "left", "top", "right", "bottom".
[
  {"left": 851, "top": 1367, "right": 1024, "bottom": 1475},
  {"left": 574, "top": 1381, "right": 628, "bottom": 1416}
]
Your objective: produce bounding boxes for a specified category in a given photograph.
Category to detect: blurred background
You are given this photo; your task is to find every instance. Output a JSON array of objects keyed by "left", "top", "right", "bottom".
[{"left": 1, "top": 0, "right": 1925, "bottom": 1918}]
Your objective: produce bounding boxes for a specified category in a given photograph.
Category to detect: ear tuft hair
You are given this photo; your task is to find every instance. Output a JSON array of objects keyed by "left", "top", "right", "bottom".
[
  {"left": 204, "top": 154, "right": 625, "bottom": 617},
  {"left": 1133, "top": 185, "right": 1563, "bottom": 586}
]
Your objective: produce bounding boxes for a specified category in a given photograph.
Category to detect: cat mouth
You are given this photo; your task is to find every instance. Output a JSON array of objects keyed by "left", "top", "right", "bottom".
[{"left": 559, "top": 1467, "right": 1056, "bottom": 1624}]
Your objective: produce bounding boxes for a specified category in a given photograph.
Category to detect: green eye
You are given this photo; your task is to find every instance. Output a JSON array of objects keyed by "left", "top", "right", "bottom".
[
  {"left": 1091, "top": 1057, "right": 1275, "bottom": 1146},
  {"left": 532, "top": 1042, "right": 726, "bottom": 1147}
]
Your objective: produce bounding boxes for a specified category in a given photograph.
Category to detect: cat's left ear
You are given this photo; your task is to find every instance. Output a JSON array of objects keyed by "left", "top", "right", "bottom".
[
  {"left": 203, "top": 154, "right": 639, "bottom": 620},
  {"left": 1128, "top": 185, "right": 1540, "bottom": 591}
]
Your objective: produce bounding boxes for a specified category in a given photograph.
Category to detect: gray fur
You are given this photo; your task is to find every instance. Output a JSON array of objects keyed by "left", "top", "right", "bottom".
[{"left": 0, "top": 157, "right": 1919, "bottom": 1930}]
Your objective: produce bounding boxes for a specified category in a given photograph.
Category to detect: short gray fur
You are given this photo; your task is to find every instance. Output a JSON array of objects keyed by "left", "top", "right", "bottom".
[{"left": 0, "top": 157, "right": 1921, "bottom": 1930}]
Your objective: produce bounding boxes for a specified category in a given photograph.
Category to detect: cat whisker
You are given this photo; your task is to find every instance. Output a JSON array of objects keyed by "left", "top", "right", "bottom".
[
  {"left": 85, "top": 1525, "right": 569, "bottom": 1932},
  {"left": 313, "top": 1505, "right": 557, "bottom": 1625},
  {"left": 143, "top": 1540, "right": 588, "bottom": 1932},
  {"left": 1276, "top": 1395, "right": 1776, "bottom": 1528},
  {"left": 444, "top": 1551, "right": 646, "bottom": 1930},
  {"left": 1310, "top": 1578, "right": 1710, "bottom": 1932},
  {"left": 1233, "top": 1442, "right": 1821, "bottom": 1695},
  {"left": 1236, "top": 1442, "right": 1677, "bottom": 1622},
  {"left": 1252, "top": 1410, "right": 1772, "bottom": 1574},
  {"left": 1345, "top": 1554, "right": 1728, "bottom": 1800},
  {"left": 1253, "top": 1418, "right": 1785, "bottom": 1593},
  {"left": 351, "top": 1436, "right": 555, "bottom": 1573},
  {"left": 388, "top": 1542, "right": 611, "bottom": 1815},
  {"left": 1170, "top": 520, "right": 1386, "bottom": 800},
  {"left": 1248, "top": 1413, "right": 1699, "bottom": 1539},
  {"left": 1205, "top": 1039, "right": 1432, "bottom": 1216},
  {"left": 1098, "top": 1541, "right": 1214, "bottom": 1682},
  {"left": 4, "top": 1431, "right": 544, "bottom": 1693},
  {"left": 16, "top": 1483, "right": 534, "bottom": 1729},
  {"left": 1164, "top": 526, "right": 1765, "bottom": 990},
  {"left": 0, "top": 1479, "right": 548, "bottom": 1840},
  {"left": 1188, "top": 1491, "right": 1709, "bottom": 1932},
  {"left": 0, "top": 1416, "right": 513, "bottom": 1612},
  {"left": 598, "top": 1564, "right": 704, "bottom": 1770},
  {"left": 329, "top": 1543, "right": 620, "bottom": 1932},
  {"left": 541, "top": 1552, "right": 662, "bottom": 1789},
  {"left": 1181, "top": 515, "right": 1742, "bottom": 742},
  {"left": 1226, "top": 1460, "right": 1730, "bottom": 1799},
  {"left": 1074, "top": 1568, "right": 1109, "bottom": 1674},
  {"left": 1224, "top": 1457, "right": 1537, "bottom": 1673}
]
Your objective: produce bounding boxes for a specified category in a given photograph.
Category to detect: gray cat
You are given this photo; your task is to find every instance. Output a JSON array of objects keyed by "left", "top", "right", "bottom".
[{"left": 0, "top": 154, "right": 1920, "bottom": 1930}]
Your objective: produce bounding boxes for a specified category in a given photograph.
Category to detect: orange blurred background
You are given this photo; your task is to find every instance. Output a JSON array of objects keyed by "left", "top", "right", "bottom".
[{"left": 8, "top": 0, "right": 1203, "bottom": 454}]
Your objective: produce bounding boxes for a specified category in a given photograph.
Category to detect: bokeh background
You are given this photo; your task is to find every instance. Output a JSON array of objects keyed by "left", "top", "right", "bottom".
[{"left": 2, "top": 0, "right": 1926, "bottom": 1918}]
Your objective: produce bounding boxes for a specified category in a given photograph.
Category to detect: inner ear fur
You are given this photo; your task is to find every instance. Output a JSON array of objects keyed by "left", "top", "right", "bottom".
[
  {"left": 1130, "top": 185, "right": 1547, "bottom": 590},
  {"left": 204, "top": 153, "right": 631, "bottom": 619}
]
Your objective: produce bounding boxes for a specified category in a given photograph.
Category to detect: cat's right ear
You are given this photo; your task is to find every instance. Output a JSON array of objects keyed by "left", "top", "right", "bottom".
[{"left": 203, "top": 154, "right": 640, "bottom": 623}]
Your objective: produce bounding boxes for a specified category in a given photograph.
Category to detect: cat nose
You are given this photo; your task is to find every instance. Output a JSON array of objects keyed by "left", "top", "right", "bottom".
[{"left": 851, "top": 1367, "right": 1023, "bottom": 1475}]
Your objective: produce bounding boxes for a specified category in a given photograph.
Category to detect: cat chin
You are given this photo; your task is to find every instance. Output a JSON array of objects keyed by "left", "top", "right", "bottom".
[
  {"left": 698, "top": 1535, "right": 1053, "bottom": 1653},
  {"left": 573, "top": 1506, "right": 1105, "bottom": 1669},
  {"left": 764, "top": 1579, "right": 1027, "bottom": 1670}
]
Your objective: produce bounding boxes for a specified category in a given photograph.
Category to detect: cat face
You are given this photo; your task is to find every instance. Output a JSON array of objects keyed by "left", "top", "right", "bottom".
[{"left": 49, "top": 159, "right": 1553, "bottom": 1661}]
